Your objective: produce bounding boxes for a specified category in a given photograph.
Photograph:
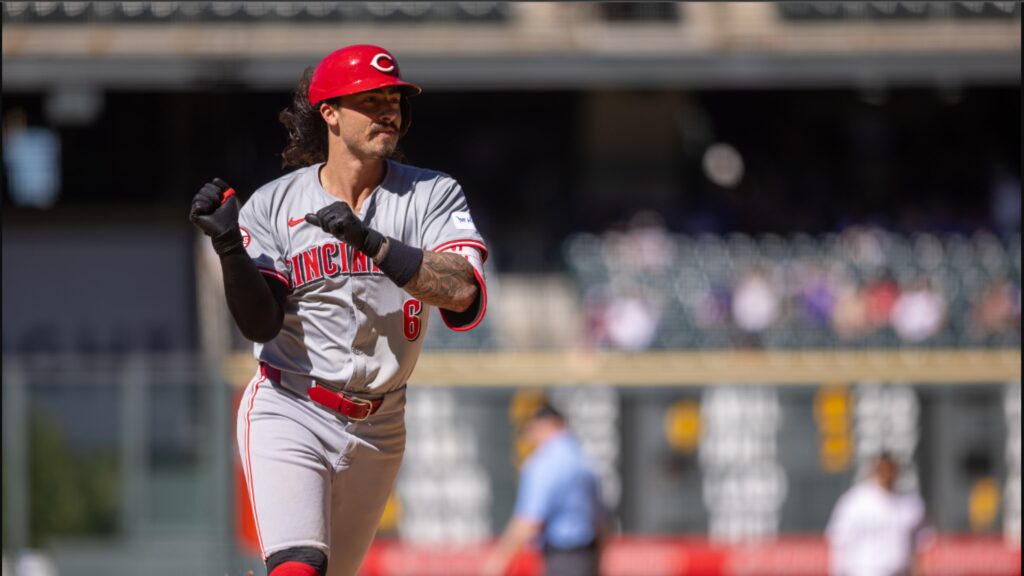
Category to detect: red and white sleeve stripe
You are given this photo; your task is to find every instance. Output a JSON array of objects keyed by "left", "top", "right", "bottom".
[
  {"left": 432, "top": 240, "right": 488, "bottom": 331},
  {"left": 257, "top": 266, "right": 292, "bottom": 290}
]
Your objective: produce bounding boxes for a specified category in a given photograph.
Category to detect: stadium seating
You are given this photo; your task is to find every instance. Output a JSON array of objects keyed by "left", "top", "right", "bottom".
[{"left": 563, "top": 229, "right": 1021, "bottom": 350}]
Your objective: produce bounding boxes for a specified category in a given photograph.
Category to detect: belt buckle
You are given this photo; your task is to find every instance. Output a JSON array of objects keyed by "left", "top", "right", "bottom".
[{"left": 344, "top": 394, "right": 375, "bottom": 422}]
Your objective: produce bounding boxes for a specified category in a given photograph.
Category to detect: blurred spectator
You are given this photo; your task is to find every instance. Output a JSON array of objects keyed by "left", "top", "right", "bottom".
[
  {"left": 970, "top": 279, "right": 1021, "bottom": 340},
  {"left": 864, "top": 272, "right": 900, "bottom": 332},
  {"left": 826, "top": 453, "right": 931, "bottom": 576},
  {"left": 2, "top": 109, "right": 61, "bottom": 209},
  {"left": 581, "top": 285, "right": 613, "bottom": 349},
  {"left": 484, "top": 403, "right": 607, "bottom": 576},
  {"left": 689, "top": 282, "right": 731, "bottom": 332},
  {"left": 600, "top": 210, "right": 675, "bottom": 274},
  {"left": 797, "top": 264, "right": 839, "bottom": 328},
  {"left": 732, "top": 268, "right": 781, "bottom": 334},
  {"left": 832, "top": 285, "right": 871, "bottom": 341},
  {"left": 604, "top": 286, "right": 660, "bottom": 351},
  {"left": 843, "top": 227, "right": 887, "bottom": 273},
  {"left": 581, "top": 282, "right": 661, "bottom": 351},
  {"left": 891, "top": 279, "right": 946, "bottom": 343},
  {"left": 582, "top": 210, "right": 674, "bottom": 351},
  {"left": 624, "top": 211, "right": 676, "bottom": 272}
]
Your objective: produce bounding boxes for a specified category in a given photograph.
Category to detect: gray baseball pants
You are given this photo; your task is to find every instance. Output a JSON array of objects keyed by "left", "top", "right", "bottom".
[{"left": 237, "top": 368, "right": 406, "bottom": 576}]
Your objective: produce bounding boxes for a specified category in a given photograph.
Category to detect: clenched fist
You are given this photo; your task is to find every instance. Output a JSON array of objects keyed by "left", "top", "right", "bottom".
[
  {"left": 305, "top": 202, "right": 384, "bottom": 258},
  {"left": 190, "top": 178, "right": 243, "bottom": 254}
]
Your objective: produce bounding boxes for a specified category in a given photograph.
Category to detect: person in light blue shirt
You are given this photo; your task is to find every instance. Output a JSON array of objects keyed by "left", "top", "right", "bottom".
[{"left": 484, "top": 403, "right": 607, "bottom": 576}]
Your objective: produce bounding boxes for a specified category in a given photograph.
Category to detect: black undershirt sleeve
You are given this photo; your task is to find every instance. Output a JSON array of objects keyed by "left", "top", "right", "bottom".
[{"left": 217, "top": 242, "right": 287, "bottom": 343}]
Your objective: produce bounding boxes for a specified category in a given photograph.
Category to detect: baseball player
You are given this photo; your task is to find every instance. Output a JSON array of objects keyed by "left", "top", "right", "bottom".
[
  {"left": 826, "top": 453, "right": 931, "bottom": 576},
  {"left": 188, "top": 45, "right": 487, "bottom": 576}
]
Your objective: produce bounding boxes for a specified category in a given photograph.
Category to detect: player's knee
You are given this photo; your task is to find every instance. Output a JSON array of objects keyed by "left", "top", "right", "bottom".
[{"left": 267, "top": 547, "right": 328, "bottom": 576}]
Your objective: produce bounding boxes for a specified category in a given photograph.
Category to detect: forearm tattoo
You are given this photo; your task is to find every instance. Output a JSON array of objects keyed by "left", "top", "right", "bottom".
[{"left": 404, "top": 251, "right": 478, "bottom": 312}]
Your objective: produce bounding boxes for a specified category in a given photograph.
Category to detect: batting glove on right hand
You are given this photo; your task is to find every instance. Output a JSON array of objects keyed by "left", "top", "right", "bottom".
[
  {"left": 305, "top": 201, "right": 385, "bottom": 258},
  {"left": 189, "top": 178, "right": 242, "bottom": 254}
]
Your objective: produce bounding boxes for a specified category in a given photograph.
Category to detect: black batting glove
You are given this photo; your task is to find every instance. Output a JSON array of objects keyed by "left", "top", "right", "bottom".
[
  {"left": 305, "top": 202, "right": 384, "bottom": 257},
  {"left": 189, "top": 177, "right": 243, "bottom": 255},
  {"left": 307, "top": 201, "right": 423, "bottom": 287}
]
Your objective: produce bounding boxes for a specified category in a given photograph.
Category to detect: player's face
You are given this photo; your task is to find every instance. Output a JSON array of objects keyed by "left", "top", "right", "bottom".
[
  {"left": 521, "top": 420, "right": 541, "bottom": 445},
  {"left": 336, "top": 87, "right": 402, "bottom": 159},
  {"left": 521, "top": 417, "right": 558, "bottom": 446},
  {"left": 875, "top": 458, "right": 897, "bottom": 491}
]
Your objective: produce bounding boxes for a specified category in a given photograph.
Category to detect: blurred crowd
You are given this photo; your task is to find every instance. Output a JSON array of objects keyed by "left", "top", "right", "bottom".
[{"left": 568, "top": 214, "right": 1021, "bottom": 350}]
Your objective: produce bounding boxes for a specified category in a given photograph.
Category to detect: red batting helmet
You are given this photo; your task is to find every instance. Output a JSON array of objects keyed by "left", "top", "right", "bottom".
[{"left": 307, "top": 44, "right": 422, "bottom": 106}]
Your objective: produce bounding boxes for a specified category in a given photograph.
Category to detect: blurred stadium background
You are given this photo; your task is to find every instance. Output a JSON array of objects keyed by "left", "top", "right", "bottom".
[{"left": 1, "top": 2, "right": 1020, "bottom": 575}]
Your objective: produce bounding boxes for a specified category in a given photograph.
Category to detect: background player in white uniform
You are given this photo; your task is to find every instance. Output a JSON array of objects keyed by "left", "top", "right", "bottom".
[
  {"left": 826, "top": 453, "right": 931, "bottom": 576},
  {"left": 189, "top": 44, "right": 488, "bottom": 576}
]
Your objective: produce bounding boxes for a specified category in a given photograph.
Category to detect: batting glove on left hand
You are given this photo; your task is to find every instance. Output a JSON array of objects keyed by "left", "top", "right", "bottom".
[
  {"left": 306, "top": 202, "right": 385, "bottom": 258},
  {"left": 189, "top": 178, "right": 242, "bottom": 255}
]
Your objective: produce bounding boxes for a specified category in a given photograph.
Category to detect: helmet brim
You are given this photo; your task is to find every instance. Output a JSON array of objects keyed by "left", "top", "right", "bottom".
[{"left": 310, "top": 79, "right": 422, "bottom": 106}]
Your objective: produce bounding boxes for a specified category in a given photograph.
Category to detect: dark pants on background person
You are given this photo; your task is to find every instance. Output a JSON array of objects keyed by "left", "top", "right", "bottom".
[{"left": 543, "top": 541, "right": 600, "bottom": 576}]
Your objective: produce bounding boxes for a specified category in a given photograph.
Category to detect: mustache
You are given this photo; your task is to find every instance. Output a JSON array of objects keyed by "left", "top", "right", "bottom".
[{"left": 371, "top": 122, "right": 398, "bottom": 134}]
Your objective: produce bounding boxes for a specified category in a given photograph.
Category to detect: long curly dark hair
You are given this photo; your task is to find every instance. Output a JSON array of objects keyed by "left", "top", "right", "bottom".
[
  {"left": 279, "top": 67, "right": 332, "bottom": 169},
  {"left": 278, "top": 67, "right": 409, "bottom": 168}
]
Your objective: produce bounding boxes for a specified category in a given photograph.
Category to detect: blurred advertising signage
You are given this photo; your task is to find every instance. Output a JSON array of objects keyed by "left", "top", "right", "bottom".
[{"left": 359, "top": 537, "right": 1021, "bottom": 576}]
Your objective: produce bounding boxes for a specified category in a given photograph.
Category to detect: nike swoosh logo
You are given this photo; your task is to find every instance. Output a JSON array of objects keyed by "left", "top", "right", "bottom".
[{"left": 288, "top": 217, "right": 305, "bottom": 227}]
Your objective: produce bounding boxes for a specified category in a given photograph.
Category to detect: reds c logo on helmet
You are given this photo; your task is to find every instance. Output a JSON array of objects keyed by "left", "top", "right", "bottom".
[
  {"left": 307, "top": 44, "right": 422, "bottom": 106},
  {"left": 370, "top": 53, "right": 396, "bottom": 73}
]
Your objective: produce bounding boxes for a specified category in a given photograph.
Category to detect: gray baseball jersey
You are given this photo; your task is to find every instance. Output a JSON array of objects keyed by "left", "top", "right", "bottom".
[{"left": 237, "top": 159, "right": 488, "bottom": 395}]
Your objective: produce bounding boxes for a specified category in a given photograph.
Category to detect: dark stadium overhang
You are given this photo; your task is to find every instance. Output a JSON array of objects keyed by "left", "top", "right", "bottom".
[{"left": 2, "top": 51, "right": 1019, "bottom": 92}]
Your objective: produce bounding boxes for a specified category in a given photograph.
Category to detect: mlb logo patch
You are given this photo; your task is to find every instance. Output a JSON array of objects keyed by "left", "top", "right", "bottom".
[{"left": 451, "top": 211, "right": 476, "bottom": 230}]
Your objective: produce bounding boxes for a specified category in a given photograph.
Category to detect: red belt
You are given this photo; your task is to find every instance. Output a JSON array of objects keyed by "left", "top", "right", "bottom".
[{"left": 260, "top": 363, "right": 383, "bottom": 421}]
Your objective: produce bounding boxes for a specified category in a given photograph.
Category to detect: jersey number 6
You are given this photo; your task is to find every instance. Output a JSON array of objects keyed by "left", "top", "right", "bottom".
[{"left": 403, "top": 299, "right": 422, "bottom": 341}]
